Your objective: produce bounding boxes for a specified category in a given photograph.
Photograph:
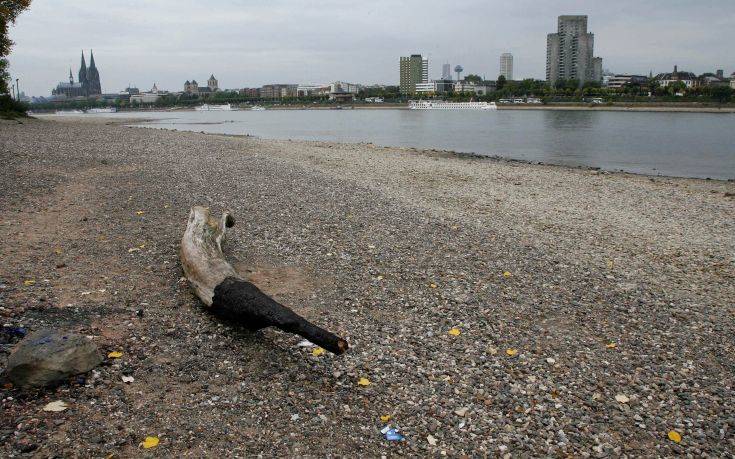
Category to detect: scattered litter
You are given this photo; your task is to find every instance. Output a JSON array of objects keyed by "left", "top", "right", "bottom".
[
  {"left": 546, "top": 357, "right": 556, "bottom": 364},
  {"left": 311, "top": 347, "right": 325, "bottom": 357},
  {"left": 454, "top": 407, "right": 469, "bottom": 417},
  {"left": 458, "top": 421, "right": 466, "bottom": 429},
  {"left": 80, "top": 291, "right": 92, "bottom": 296},
  {"left": 448, "top": 328, "right": 461, "bottom": 336},
  {"left": 503, "top": 271, "right": 512, "bottom": 278},
  {"left": 128, "top": 247, "right": 140, "bottom": 253},
  {"left": 43, "top": 400, "right": 68, "bottom": 412},
  {"left": 23, "top": 280, "right": 35, "bottom": 286},
  {"left": 427, "top": 434, "right": 437, "bottom": 446},
  {"left": 108, "top": 351, "right": 123, "bottom": 359},
  {"left": 430, "top": 283, "right": 438, "bottom": 289},
  {"left": 487, "top": 347, "right": 498, "bottom": 355},
  {"left": 140, "top": 436, "right": 159, "bottom": 449},
  {"left": 667, "top": 430, "right": 681, "bottom": 443},
  {"left": 615, "top": 394, "right": 630, "bottom": 403},
  {"left": 296, "top": 339, "right": 315, "bottom": 347},
  {"left": 376, "top": 275, "right": 384, "bottom": 280},
  {"left": 382, "top": 427, "right": 404, "bottom": 441},
  {"left": 380, "top": 415, "right": 391, "bottom": 422},
  {"left": 291, "top": 414, "right": 300, "bottom": 421},
  {"left": 506, "top": 348, "right": 518, "bottom": 357},
  {"left": 358, "top": 377, "right": 371, "bottom": 387},
  {"left": 121, "top": 375, "right": 134, "bottom": 383},
  {"left": 136, "top": 211, "right": 145, "bottom": 215},
  {"left": 606, "top": 342, "right": 617, "bottom": 349}
]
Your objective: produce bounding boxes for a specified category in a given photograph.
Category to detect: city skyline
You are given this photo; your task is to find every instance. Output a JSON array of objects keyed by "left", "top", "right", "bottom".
[{"left": 7, "top": 0, "right": 735, "bottom": 96}]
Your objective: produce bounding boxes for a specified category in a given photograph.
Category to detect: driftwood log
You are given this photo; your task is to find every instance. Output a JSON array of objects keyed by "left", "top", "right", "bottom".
[{"left": 180, "top": 206, "right": 348, "bottom": 355}]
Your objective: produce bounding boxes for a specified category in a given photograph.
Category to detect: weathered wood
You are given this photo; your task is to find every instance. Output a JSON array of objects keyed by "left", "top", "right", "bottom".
[{"left": 180, "top": 206, "right": 348, "bottom": 354}]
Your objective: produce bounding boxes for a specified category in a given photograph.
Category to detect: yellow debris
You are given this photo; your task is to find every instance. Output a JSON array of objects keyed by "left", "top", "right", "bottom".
[{"left": 140, "top": 436, "right": 159, "bottom": 449}]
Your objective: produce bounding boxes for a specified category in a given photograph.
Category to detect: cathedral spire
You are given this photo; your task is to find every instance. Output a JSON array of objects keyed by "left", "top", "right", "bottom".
[
  {"left": 78, "top": 50, "right": 88, "bottom": 92},
  {"left": 89, "top": 49, "right": 96, "bottom": 69},
  {"left": 69, "top": 68, "right": 73, "bottom": 84}
]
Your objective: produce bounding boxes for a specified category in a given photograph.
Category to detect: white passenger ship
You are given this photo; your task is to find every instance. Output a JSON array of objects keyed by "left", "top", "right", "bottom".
[
  {"left": 195, "top": 103, "right": 233, "bottom": 111},
  {"left": 409, "top": 100, "right": 497, "bottom": 110},
  {"left": 86, "top": 107, "right": 117, "bottom": 114}
]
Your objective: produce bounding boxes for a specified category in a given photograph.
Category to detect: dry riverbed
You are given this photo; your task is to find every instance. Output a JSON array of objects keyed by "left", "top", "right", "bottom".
[{"left": 0, "top": 117, "right": 733, "bottom": 456}]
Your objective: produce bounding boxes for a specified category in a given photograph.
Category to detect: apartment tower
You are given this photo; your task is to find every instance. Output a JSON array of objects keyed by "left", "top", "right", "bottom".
[
  {"left": 546, "top": 15, "right": 602, "bottom": 87},
  {"left": 499, "top": 53, "right": 513, "bottom": 80},
  {"left": 399, "top": 54, "right": 429, "bottom": 94}
]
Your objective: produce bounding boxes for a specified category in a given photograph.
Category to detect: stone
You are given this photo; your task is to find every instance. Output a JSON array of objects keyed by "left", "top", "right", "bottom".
[{"left": 5, "top": 329, "right": 103, "bottom": 388}]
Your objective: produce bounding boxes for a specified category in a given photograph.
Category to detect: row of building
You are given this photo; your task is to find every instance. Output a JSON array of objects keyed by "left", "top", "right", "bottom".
[
  {"left": 399, "top": 14, "right": 735, "bottom": 96},
  {"left": 604, "top": 68, "right": 735, "bottom": 89}
]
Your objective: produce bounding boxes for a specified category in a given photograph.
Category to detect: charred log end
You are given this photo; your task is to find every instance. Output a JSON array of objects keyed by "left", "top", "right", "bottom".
[
  {"left": 336, "top": 338, "right": 348, "bottom": 354},
  {"left": 212, "top": 277, "right": 349, "bottom": 355}
]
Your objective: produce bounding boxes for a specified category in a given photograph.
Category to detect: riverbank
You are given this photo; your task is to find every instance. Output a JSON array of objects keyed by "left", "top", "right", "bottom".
[{"left": 1, "top": 118, "right": 733, "bottom": 456}]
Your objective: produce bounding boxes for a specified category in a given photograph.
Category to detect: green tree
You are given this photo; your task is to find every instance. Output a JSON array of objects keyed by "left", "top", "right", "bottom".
[
  {"left": 709, "top": 86, "right": 733, "bottom": 104},
  {"left": 1, "top": 0, "right": 32, "bottom": 95},
  {"left": 464, "top": 74, "right": 483, "bottom": 84},
  {"left": 668, "top": 81, "right": 686, "bottom": 96},
  {"left": 496, "top": 75, "right": 506, "bottom": 90}
]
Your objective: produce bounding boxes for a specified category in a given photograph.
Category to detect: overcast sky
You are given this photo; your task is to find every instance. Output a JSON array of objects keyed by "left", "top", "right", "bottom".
[{"left": 7, "top": 0, "right": 735, "bottom": 96}]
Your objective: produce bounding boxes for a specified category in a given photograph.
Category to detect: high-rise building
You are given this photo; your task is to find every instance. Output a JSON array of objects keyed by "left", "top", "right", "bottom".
[
  {"left": 442, "top": 63, "right": 451, "bottom": 80},
  {"left": 546, "top": 15, "right": 602, "bottom": 87},
  {"left": 500, "top": 53, "right": 513, "bottom": 80},
  {"left": 399, "top": 54, "right": 429, "bottom": 94}
]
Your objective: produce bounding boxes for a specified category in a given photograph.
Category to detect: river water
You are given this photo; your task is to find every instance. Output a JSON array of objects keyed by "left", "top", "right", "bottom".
[{"left": 87, "top": 109, "right": 734, "bottom": 179}]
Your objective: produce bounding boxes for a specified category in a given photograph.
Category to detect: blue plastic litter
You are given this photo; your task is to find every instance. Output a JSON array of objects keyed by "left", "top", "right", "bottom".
[{"left": 384, "top": 428, "right": 404, "bottom": 442}]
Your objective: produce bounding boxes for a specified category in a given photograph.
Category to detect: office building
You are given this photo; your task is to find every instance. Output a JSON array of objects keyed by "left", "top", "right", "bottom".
[
  {"left": 605, "top": 74, "right": 648, "bottom": 89},
  {"left": 260, "top": 84, "right": 298, "bottom": 99},
  {"left": 500, "top": 53, "right": 513, "bottom": 80},
  {"left": 415, "top": 79, "right": 455, "bottom": 95},
  {"left": 442, "top": 63, "right": 451, "bottom": 80},
  {"left": 546, "top": 15, "right": 603, "bottom": 87},
  {"left": 400, "top": 54, "right": 429, "bottom": 94}
]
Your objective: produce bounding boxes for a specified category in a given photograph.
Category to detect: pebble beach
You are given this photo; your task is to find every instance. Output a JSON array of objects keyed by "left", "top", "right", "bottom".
[{"left": 1, "top": 117, "right": 733, "bottom": 456}]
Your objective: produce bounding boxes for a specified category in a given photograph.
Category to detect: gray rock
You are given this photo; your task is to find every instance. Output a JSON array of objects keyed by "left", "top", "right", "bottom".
[{"left": 5, "top": 329, "right": 103, "bottom": 388}]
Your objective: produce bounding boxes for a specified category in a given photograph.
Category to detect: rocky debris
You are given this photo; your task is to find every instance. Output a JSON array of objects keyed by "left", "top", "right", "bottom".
[
  {"left": 0, "top": 118, "right": 732, "bottom": 456},
  {"left": 4, "top": 329, "right": 102, "bottom": 388}
]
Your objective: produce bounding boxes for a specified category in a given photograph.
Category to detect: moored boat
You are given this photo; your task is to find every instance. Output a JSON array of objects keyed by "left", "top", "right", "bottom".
[
  {"left": 409, "top": 100, "right": 497, "bottom": 110},
  {"left": 195, "top": 103, "right": 232, "bottom": 111},
  {"left": 86, "top": 107, "right": 117, "bottom": 113}
]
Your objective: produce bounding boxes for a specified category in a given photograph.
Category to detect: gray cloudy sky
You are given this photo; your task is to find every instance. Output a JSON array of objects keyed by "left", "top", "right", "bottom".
[{"left": 7, "top": 0, "right": 735, "bottom": 96}]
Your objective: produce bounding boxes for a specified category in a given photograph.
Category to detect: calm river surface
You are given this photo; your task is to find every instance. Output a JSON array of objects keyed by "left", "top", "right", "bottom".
[{"left": 91, "top": 109, "right": 734, "bottom": 179}]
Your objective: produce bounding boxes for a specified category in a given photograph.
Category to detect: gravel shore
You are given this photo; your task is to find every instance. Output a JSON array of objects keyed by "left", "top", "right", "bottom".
[{"left": 1, "top": 117, "right": 733, "bottom": 457}]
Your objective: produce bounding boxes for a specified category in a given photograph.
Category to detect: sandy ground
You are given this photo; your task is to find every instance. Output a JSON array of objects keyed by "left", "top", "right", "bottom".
[{"left": 0, "top": 117, "right": 733, "bottom": 457}]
